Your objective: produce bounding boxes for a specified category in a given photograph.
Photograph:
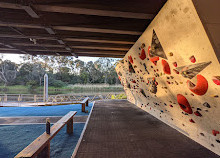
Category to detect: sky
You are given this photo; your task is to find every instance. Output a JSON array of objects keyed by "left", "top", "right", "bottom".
[{"left": 0, "top": 53, "right": 102, "bottom": 63}]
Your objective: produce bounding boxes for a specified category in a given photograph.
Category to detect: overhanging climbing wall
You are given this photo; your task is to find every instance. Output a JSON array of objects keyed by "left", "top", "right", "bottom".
[{"left": 115, "top": 0, "right": 220, "bottom": 155}]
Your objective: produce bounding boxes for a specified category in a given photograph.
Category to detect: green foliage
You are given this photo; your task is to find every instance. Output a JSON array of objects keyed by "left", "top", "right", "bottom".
[
  {"left": 111, "top": 93, "right": 127, "bottom": 99},
  {"left": 26, "top": 80, "right": 38, "bottom": 89},
  {"left": 0, "top": 55, "right": 121, "bottom": 87},
  {"left": 50, "top": 80, "right": 67, "bottom": 88}
]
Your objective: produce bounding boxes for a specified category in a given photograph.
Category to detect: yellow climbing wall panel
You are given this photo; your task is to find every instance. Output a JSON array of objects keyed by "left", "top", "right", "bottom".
[{"left": 115, "top": 0, "right": 220, "bottom": 155}]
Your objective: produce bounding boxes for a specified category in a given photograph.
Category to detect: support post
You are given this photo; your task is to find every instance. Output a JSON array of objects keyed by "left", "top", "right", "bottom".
[
  {"left": 82, "top": 103, "right": 85, "bottom": 112},
  {"left": 37, "top": 142, "right": 50, "bottom": 158},
  {"left": 86, "top": 100, "right": 89, "bottom": 106},
  {"left": 44, "top": 74, "right": 48, "bottom": 102},
  {"left": 67, "top": 117, "right": 73, "bottom": 134}
]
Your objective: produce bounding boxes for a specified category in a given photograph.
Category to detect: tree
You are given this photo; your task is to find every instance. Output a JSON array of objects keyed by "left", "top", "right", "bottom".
[{"left": 0, "top": 59, "right": 18, "bottom": 86}]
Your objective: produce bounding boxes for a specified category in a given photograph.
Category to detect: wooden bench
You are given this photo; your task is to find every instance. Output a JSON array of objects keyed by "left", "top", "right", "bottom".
[
  {"left": 80, "top": 97, "right": 89, "bottom": 112},
  {"left": 15, "top": 111, "right": 77, "bottom": 158}
]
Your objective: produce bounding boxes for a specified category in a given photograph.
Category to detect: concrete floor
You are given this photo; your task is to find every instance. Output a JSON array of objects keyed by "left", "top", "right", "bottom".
[{"left": 75, "top": 100, "right": 219, "bottom": 158}]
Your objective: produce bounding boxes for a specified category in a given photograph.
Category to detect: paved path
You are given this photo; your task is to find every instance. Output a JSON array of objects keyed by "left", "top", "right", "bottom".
[{"left": 75, "top": 100, "right": 219, "bottom": 158}]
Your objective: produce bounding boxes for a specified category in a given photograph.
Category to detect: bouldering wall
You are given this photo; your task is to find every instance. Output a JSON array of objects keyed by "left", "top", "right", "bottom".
[{"left": 115, "top": 0, "right": 220, "bottom": 155}]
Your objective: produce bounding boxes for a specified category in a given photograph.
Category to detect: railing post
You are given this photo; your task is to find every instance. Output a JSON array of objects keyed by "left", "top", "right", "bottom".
[
  {"left": 82, "top": 103, "right": 85, "bottom": 112},
  {"left": 67, "top": 117, "right": 73, "bottom": 134},
  {"left": 34, "top": 95, "right": 37, "bottom": 102},
  {"left": 4, "top": 94, "right": 7, "bottom": 102},
  {"left": 37, "top": 142, "right": 50, "bottom": 158},
  {"left": 86, "top": 99, "right": 89, "bottom": 106}
]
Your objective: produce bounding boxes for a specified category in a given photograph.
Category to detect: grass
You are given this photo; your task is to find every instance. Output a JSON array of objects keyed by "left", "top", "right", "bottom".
[{"left": 0, "top": 84, "right": 124, "bottom": 94}]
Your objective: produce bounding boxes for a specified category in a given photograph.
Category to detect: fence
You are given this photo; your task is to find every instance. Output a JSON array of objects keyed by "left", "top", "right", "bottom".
[{"left": 0, "top": 92, "right": 126, "bottom": 107}]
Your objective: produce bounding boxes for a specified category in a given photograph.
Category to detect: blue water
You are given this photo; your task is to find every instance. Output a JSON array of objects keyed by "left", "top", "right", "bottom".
[
  {"left": 0, "top": 103, "right": 93, "bottom": 117},
  {"left": 0, "top": 123, "right": 84, "bottom": 158}
]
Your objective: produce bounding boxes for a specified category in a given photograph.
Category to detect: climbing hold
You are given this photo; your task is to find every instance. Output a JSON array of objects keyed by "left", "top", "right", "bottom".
[
  {"left": 162, "top": 59, "right": 171, "bottom": 75},
  {"left": 118, "top": 76, "right": 121, "bottom": 81},
  {"left": 128, "top": 55, "right": 133, "bottom": 64},
  {"left": 139, "top": 49, "right": 146, "bottom": 60},
  {"left": 148, "top": 46, "right": 159, "bottom": 65},
  {"left": 169, "top": 104, "right": 173, "bottom": 107},
  {"left": 187, "top": 74, "right": 208, "bottom": 96},
  {"left": 168, "top": 52, "right": 173, "bottom": 56},
  {"left": 200, "top": 133, "right": 205, "bottom": 136},
  {"left": 212, "top": 130, "right": 220, "bottom": 136},
  {"left": 189, "top": 119, "right": 195, "bottom": 123},
  {"left": 150, "top": 30, "right": 167, "bottom": 59},
  {"left": 177, "top": 94, "right": 193, "bottom": 114},
  {"left": 210, "top": 95, "right": 219, "bottom": 98},
  {"left": 173, "top": 62, "right": 177, "bottom": 67},
  {"left": 128, "top": 61, "right": 135, "bottom": 73},
  {"left": 194, "top": 111, "right": 202, "bottom": 117},
  {"left": 140, "top": 89, "right": 147, "bottom": 98},
  {"left": 212, "top": 76, "right": 220, "bottom": 85},
  {"left": 131, "top": 80, "right": 136, "bottom": 83},
  {"left": 203, "top": 102, "right": 211, "bottom": 108},
  {"left": 176, "top": 61, "right": 212, "bottom": 79},
  {"left": 173, "top": 69, "right": 179, "bottom": 74},
  {"left": 216, "top": 140, "right": 220, "bottom": 143},
  {"left": 189, "top": 55, "right": 196, "bottom": 63}
]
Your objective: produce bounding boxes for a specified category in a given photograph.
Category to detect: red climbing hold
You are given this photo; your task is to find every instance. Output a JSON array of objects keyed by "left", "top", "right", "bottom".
[
  {"left": 148, "top": 46, "right": 159, "bottom": 66},
  {"left": 212, "top": 130, "right": 220, "bottom": 136},
  {"left": 118, "top": 76, "right": 121, "bottom": 81},
  {"left": 212, "top": 76, "right": 220, "bottom": 85},
  {"left": 162, "top": 59, "right": 171, "bottom": 75},
  {"left": 187, "top": 74, "right": 208, "bottom": 96},
  {"left": 190, "top": 56, "right": 196, "bottom": 63},
  {"left": 173, "top": 69, "right": 179, "bottom": 74},
  {"left": 189, "top": 119, "right": 195, "bottom": 123},
  {"left": 131, "top": 80, "right": 136, "bottom": 83},
  {"left": 139, "top": 49, "right": 146, "bottom": 60},
  {"left": 173, "top": 62, "right": 177, "bottom": 67},
  {"left": 177, "top": 94, "right": 193, "bottom": 114},
  {"left": 194, "top": 111, "right": 202, "bottom": 117},
  {"left": 128, "top": 55, "right": 133, "bottom": 64}
]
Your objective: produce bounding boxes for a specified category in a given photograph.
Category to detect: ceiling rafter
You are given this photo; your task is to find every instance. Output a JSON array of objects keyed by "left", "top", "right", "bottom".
[{"left": 0, "top": 2, "right": 154, "bottom": 20}]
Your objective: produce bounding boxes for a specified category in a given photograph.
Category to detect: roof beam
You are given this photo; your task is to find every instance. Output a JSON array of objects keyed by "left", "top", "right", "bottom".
[
  {"left": 0, "top": 34, "right": 134, "bottom": 44},
  {"left": 0, "top": 22, "right": 141, "bottom": 35},
  {"left": 12, "top": 43, "right": 65, "bottom": 48},
  {"left": 71, "top": 46, "right": 129, "bottom": 51},
  {"left": 0, "top": 2, "right": 154, "bottom": 20},
  {"left": 53, "top": 26, "right": 141, "bottom": 35},
  {"left": 64, "top": 38, "right": 134, "bottom": 44},
  {"left": 21, "top": 5, "right": 40, "bottom": 18},
  {"left": 34, "top": 4, "right": 154, "bottom": 20}
]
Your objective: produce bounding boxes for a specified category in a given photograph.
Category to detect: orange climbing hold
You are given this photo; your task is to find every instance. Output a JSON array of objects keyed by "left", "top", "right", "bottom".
[
  {"left": 177, "top": 94, "right": 193, "bottom": 114},
  {"left": 148, "top": 46, "right": 159, "bottom": 65},
  {"left": 139, "top": 49, "right": 146, "bottom": 60},
  {"left": 187, "top": 74, "right": 208, "bottom": 96},
  {"left": 128, "top": 55, "right": 133, "bottom": 64},
  {"left": 162, "top": 59, "right": 171, "bottom": 75}
]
